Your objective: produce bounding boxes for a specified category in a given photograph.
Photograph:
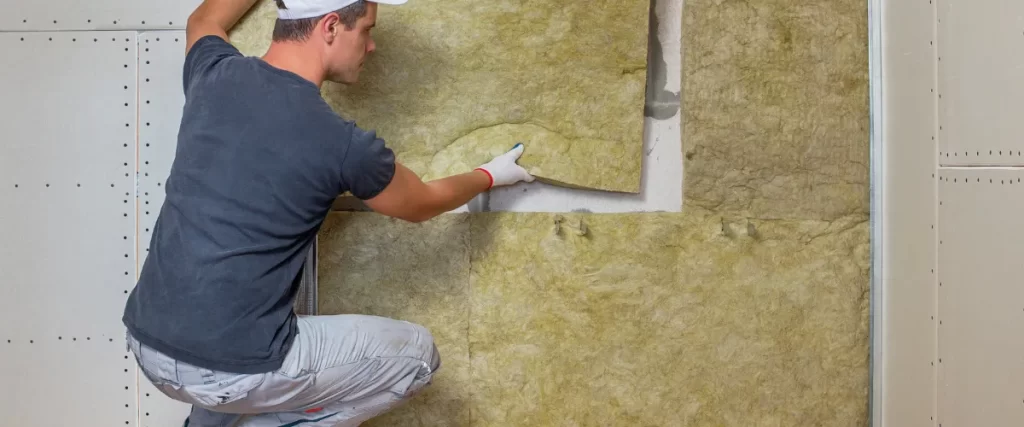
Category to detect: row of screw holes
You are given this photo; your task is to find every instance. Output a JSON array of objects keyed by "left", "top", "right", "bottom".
[
  {"left": 17, "top": 36, "right": 133, "bottom": 44},
  {"left": 19, "top": 19, "right": 174, "bottom": 25},
  {"left": 941, "top": 150, "right": 1022, "bottom": 157},
  {"left": 141, "top": 37, "right": 179, "bottom": 255},
  {"left": 931, "top": 4, "right": 938, "bottom": 426},
  {"left": 6, "top": 337, "right": 114, "bottom": 343},
  {"left": 942, "top": 177, "right": 1022, "bottom": 184}
]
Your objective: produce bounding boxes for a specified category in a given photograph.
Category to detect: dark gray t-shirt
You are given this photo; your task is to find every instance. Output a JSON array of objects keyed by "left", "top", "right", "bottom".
[{"left": 122, "top": 35, "right": 395, "bottom": 374}]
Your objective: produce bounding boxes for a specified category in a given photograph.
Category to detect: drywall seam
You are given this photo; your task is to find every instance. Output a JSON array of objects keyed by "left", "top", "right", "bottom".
[
  {"left": 868, "top": 0, "right": 883, "bottom": 423},
  {"left": 931, "top": 0, "right": 940, "bottom": 424}
]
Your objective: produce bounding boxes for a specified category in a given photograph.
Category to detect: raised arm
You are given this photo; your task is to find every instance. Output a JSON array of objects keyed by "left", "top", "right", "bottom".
[
  {"left": 186, "top": 0, "right": 260, "bottom": 53},
  {"left": 364, "top": 144, "right": 534, "bottom": 223}
]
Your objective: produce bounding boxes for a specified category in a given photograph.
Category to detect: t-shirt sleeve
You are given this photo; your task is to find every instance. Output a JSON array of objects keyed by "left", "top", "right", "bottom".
[
  {"left": 340, "top": 125, "right": 397, "bottom": 200},
  {"left": 182, "top": 35, "right": 242, "bottom": 93}
]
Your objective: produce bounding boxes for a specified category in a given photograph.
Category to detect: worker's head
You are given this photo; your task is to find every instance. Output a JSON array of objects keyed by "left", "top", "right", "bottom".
[{"left": 271, "top": 0, "right": 406, "bottom": 84}]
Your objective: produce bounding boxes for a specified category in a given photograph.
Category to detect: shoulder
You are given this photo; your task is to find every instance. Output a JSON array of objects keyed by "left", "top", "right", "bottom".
[
  {"left": 183, "top": 35, "right": 243, "bottom": 91},
  {"left": 185, "top": 35, "right": 241, "bottom": 65}
]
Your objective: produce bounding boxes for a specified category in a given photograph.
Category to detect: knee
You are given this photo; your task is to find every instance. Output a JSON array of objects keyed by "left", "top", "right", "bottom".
[
  {"left": 426, "top": 341, "right": 441, "bottom": 373},
  {"left": 411, "top": 323, "right": 441, "bottom": 374}
]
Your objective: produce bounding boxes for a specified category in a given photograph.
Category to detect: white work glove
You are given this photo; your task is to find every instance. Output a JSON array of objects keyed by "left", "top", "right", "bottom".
[{"left": 475, "top": 143, "right": 535, "bottom": 189}]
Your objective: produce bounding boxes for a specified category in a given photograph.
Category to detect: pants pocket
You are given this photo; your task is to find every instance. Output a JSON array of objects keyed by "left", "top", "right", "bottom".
[{"left": 179, "top": 371, "right": 268, "bottom": 407}]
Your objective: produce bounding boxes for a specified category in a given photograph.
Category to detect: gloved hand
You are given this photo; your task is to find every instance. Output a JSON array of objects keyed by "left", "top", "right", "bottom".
[{"left": 475, "top": 143, "right": 535, "bottom": 189}]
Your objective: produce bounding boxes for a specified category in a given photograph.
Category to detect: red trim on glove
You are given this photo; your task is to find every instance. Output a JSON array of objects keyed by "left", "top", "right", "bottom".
[{"left": 474, "top": 168, "right": 494, "bottom": 189}]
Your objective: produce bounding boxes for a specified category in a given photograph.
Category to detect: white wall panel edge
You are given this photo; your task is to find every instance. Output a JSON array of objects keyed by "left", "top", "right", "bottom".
[
  {"left": 136, "top": 30, "right": 194, "bottom": 427},
  {"left": 0, "top": 0, "right": 203, "bottom": 31},
  {"left": 878, "top": 0, "right": 939, "bottom": 425},
  {"left": 0, "top": 30, "right": 141, "bottom": 426},
  {"left": 868, "top": 0, "right": 882, "bottom": 423}
]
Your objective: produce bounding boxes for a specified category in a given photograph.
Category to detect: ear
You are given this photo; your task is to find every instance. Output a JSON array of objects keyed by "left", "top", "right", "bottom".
[{"left": 320, "top": 13, "right": 341, "bottom": 43}]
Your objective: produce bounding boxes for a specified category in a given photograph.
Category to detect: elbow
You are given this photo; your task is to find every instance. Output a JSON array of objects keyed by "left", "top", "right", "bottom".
[{"left": 400, "top": 212, "right": 434, "bottom": 224}]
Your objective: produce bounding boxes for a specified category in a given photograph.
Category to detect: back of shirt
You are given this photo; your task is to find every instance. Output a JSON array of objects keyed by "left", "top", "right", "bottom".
[{"left": 122, "top": 35, "right": 395, "bottom": 374}]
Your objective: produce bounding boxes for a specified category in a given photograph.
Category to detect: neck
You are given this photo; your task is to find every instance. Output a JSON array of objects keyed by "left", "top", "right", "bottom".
[{"left": 261, "top": 41, "right": 326, "bottom": 87}]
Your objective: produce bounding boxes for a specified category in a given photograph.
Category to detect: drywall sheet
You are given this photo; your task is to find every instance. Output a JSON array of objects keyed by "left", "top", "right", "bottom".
[
  {"left": 936, "top": 0, "right": 1024, "bottom": 166},
  {"left": 230, "top": 0, "right": 649, "bottom": 192},
  {"left": 315, "top": 211, "right": 870, "bottom": 426},
  {"left": 317, "top": 213, "right": 471, "bottom": 426},
  {"left": 879, "top": 0, "right": 939, "bottom": 424},
  {"left": 937, "top": 169, "right": 1024, "bottom": 426},
  {"left": 682, "top": 0, "right": 870, "bottom": 220},
  {"left": 0, "top": 31, "right": 139, "bottom": 426},
  {"left": 1, "top": 0, "right": 202, "bottom": 31}
]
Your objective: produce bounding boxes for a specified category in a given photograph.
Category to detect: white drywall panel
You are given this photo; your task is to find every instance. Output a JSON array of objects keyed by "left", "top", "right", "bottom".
[
  {"left": 137, "top": 31, "right": 195, "bottom": 427},
  {"left": 0, "top": 0, "right": 202, "bottom": 31},
  {"left": 877, "top": 0, "right": 939, "bottom": 425},
  {"left": 936, "top": 0, "right": 1024, "bottom": 166},
  {"left": 0, "top": 32, "right": 139, "bottom": 426},
  {"left": 937, "top": 168, "right": 1024, "bottom": 427}
]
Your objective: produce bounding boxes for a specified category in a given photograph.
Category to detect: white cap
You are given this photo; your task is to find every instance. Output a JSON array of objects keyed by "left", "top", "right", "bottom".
[{"left": 277, "top": 0, "right": 407, "bottom": 20}]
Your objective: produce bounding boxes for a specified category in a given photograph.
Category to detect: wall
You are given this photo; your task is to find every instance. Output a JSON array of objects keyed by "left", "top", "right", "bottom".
[
  {"left": 315, "top": 0, "right": 872, "bottom": 425},
  {"left": 0, "top": 0, "right": 873, "bottom": 426}
]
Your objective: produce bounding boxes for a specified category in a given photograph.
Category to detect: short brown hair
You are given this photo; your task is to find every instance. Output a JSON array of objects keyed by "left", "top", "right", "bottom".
[{"left": 272, "top": 0, "right": 369, "bottom": 42}]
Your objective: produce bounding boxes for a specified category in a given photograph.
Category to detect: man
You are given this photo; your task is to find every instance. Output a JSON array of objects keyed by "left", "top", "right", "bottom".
[{"left": 121, "top": 0, "right": 533, "bottom": 425}]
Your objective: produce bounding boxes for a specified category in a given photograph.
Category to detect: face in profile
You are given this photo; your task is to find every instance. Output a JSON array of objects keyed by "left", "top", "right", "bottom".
[{"left": 324, "top": 2, "right": 378, "bottom": 84}]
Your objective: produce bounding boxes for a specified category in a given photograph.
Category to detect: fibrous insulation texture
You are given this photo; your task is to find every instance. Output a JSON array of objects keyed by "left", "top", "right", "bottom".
[
  {"left": 682, "top": 0, "right": 870, "bottom": 220},
  {"left": 230, "top": 0, "right": 649, "bottom": 192},
  {"left": 310, "top": 0, "right": 870, "bottom": 424},
  {"left": 318, "top": 211, "right": 870, "bottom": 426}
]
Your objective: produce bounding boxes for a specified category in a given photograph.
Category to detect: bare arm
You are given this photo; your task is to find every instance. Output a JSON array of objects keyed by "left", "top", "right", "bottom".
[
  {"left": 363, "top": 144, "right": 533, "bottom": 223},
  {"left": 363, "top": 163, "right": 491, "bottom": 223},
  {"left": 186, "top": 0, "right": 259, "bottom": 53}
]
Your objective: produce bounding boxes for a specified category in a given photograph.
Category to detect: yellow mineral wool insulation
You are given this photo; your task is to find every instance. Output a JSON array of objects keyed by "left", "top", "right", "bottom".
[
  {"left": 682, "top": 0, "right": 870, "bottom": 220},
  {"left": 230, "top": 0, "right": 649, "bottom": 192},
  {"left": 315, "top": 210, "right": 870, "bottom": 426}
]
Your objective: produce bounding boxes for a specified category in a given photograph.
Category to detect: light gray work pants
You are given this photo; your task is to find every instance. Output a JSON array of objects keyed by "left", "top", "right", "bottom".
[{"left": 126, "top": 314, "right": 440, "bottom": 427}]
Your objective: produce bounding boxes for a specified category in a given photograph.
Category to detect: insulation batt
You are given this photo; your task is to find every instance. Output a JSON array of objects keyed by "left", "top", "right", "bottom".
[
  {"left": 230, "top": 0, "right": 649, "bottom": 192},
  {"left": 241, "top": 0, "right": 871, "bottom": 424}
]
